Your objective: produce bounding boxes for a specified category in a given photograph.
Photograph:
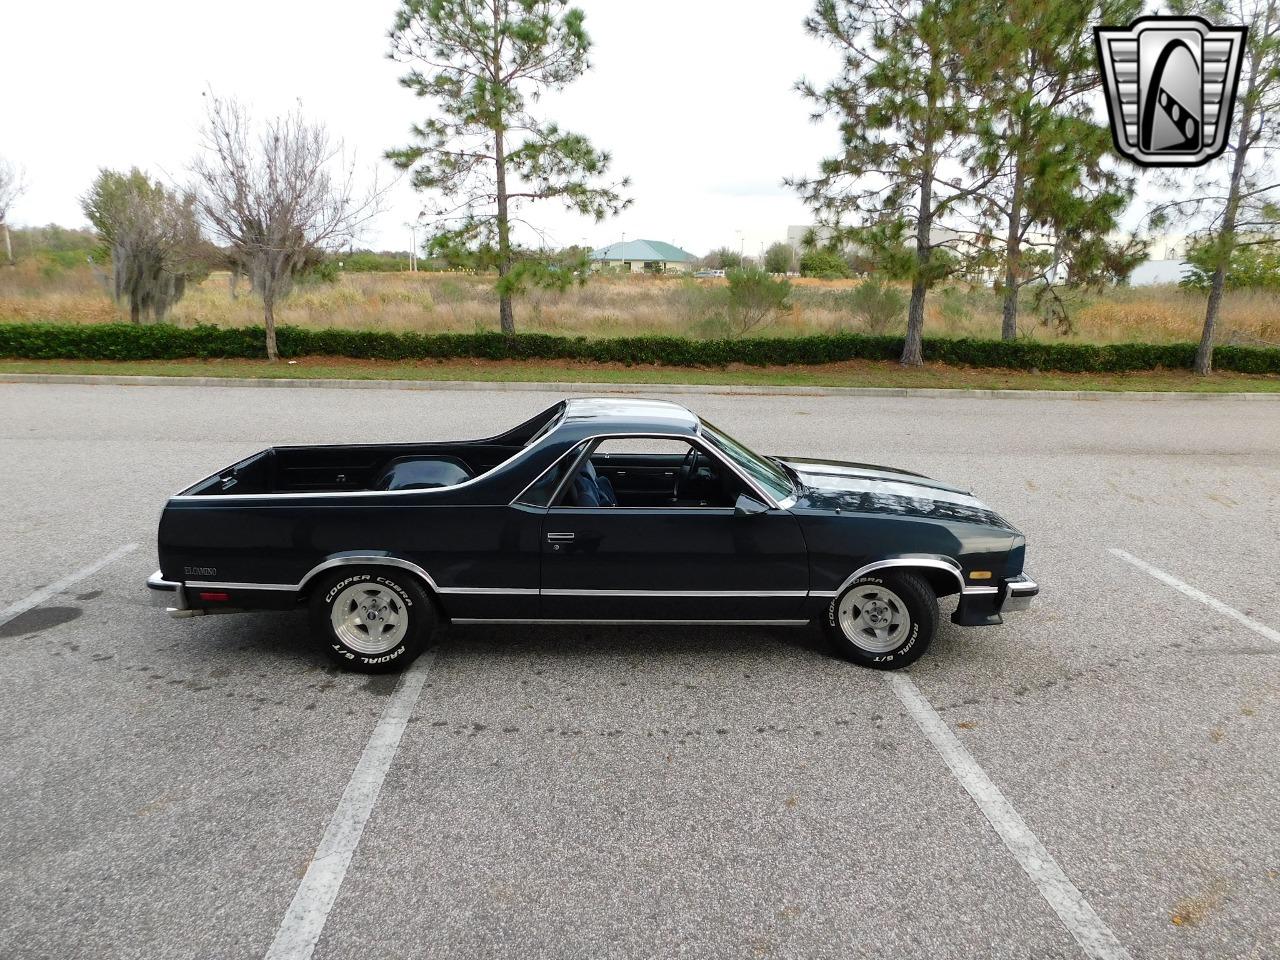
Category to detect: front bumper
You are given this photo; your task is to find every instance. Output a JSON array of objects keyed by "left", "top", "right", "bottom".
[
  {"left": 1002, "top": 573, "right": 1039, "bottom": 613},
  {"left": 951, "top": 573, "right": 1039, "bottom": 626}
]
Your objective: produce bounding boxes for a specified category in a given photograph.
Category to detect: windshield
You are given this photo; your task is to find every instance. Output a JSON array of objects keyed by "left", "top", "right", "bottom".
[{"left": 699, "top": 419, "right": 794, "bottom": 505}]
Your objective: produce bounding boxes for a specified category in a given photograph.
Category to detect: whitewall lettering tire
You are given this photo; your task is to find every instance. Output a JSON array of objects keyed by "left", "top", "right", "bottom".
[
  {"left": 824, "top": 571, "right": 937, "bottom": 669},
  {"left": 309, "top": 568, "right": 435, "bottom": 673}
]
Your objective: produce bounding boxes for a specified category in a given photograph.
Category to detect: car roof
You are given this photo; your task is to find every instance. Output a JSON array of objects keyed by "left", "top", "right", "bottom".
[{"left": 560, "top": 397, "right": 700, "bottom": 437}]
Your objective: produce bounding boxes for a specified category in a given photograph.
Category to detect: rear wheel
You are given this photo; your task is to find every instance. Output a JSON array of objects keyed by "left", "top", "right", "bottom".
[
  {"left": 309, "top": 568, "right": 435, "bottom": 672},
  {"left": 824, "top": 571, "right": 937, "bottom": 670}
]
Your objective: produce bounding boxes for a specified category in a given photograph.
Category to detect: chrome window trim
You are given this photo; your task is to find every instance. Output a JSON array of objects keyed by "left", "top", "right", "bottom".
[
  {"left": 810, "top": 556, "right": 966, "bottom": 599},
  {"left": 521, "top": 430, "right": 783, "bottom": 511},
  {"left": 451, "top": 618, "right": 811, "bottom": 626},
  {"left": 510, "top": 440, "right": 592, "bottom": 508},
  {"left": 694, "top": 421, "right": 795, "bottom": 506}
]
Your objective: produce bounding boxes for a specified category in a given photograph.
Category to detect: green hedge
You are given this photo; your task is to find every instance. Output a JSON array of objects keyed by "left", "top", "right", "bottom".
[{"left": 1, "top": 322, "right": 1278, "bottom": 374}]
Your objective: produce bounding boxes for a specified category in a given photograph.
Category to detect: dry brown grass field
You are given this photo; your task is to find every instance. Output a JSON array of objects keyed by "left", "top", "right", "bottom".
[{"left": 2, "top": 261, "right": 1278, "bottom": 345}]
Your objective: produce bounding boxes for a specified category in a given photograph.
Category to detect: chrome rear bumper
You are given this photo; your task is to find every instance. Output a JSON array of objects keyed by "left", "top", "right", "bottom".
[{"left": 146, "top": 570, "right": 197, "bottom": 618}]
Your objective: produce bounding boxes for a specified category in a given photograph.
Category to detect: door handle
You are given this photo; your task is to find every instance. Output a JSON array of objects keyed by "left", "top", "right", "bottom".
[{"left": 546, "top": 532, "right": 575, "bottom": 542}]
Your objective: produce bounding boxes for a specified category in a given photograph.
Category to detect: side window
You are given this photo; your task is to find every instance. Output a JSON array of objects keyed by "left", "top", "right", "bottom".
[
  {"left": 516, "top": 442, "right": 588, "bottom": 507},
  {"left": 554, "top": 436, "right": 742, "bottom": 508}
]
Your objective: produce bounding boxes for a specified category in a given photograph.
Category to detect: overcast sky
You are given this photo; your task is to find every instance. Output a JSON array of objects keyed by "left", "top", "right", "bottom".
[{"left": 3, "top": 0, "right": 857, "bottom": 256}]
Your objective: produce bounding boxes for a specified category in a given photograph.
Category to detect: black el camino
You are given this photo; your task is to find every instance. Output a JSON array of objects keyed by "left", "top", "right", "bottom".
[{"left": 147, "top": 398, "right": 1037, "bottom": 671}]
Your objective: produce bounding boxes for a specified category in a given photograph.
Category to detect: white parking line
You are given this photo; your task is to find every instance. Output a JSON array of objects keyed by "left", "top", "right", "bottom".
[
  {"left": 263, "top": 651, "right": 437, "bottom": 960},
  {"left": 0, "top": 543, "right": 138, "bottom": 629},
  {"left": 890, "top": 675, "right": 1132, "bottom": 960},
  {"left": 1108, "top": 548, "right": 1280, "bottom": 645}
]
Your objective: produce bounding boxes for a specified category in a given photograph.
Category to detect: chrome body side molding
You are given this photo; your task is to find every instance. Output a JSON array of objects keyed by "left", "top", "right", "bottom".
[
  {"left": 450, "top": 618, "right": 811, "bottom": 626},
  {"left": 186, "top": 579, "right": 296, "bottom": 592},
  {"left": 541, "top": 588, "right": 809, "bottom": 598}
]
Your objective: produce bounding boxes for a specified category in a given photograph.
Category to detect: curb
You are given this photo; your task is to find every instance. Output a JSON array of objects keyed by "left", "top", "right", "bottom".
[{"left": 1, "top": 371, "right": 1277, "bottom": 401}]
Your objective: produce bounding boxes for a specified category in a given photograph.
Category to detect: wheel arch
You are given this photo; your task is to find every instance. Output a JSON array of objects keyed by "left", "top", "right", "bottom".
[
  {"left": 296, "top": 554, "right": 443, "bottom": 607},
  {"left": 832, "top": 556, "right": 963, "bottom": 600}
]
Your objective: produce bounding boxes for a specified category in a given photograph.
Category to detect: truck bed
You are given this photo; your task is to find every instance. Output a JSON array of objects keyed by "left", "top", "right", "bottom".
[
  {"left": 177, "top": 401, "right": 566, "bottom": 497},
  {"left": 178, "top": 441, "right": 526, "bottom": 496}
]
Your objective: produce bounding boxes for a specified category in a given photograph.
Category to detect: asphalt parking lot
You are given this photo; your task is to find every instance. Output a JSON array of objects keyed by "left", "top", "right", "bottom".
[{"left": 1, "top": 381, "right": 1277, "bottom": 960}]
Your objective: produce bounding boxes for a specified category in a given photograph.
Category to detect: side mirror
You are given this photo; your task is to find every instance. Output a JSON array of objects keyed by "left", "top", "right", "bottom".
[{"left": 734, "top": 493, "right": 769, "bottom": 518}]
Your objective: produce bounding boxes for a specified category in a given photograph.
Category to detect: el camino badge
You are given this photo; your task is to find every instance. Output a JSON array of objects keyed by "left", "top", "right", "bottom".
[
  {"left": 1096, "top": 16, "right": 1247, "bottom": 167},
  {"left": 184, "top": 566, "right": 217, "bottom": 576}
]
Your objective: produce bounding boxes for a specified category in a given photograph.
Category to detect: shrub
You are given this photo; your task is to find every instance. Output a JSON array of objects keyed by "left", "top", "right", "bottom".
[
  {"left": 1180, "top": 242, "right": 1280, "bottom": 292},
  {"left": 799, "top": 249, "right": 850, "bottom": 279},
  {"left": 725, "top": 268, "right": 792, "bottom": 337},
  {"left": 839, "top": 277, "right": 906, "bottom": 334},
  {"left": 340, "top": 251, "right": 413, "bottom": 272},
  {"left": 763, "top": 242, "right": 795, "bottom": 274},
  {"left": 299, "top": 260, "right": 341, "bottom": 285},
  {"left": 0, "top": 322, "right": 1277, "bottom": 374}
]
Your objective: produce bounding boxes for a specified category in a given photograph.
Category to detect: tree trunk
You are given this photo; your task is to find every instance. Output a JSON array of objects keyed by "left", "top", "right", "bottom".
[
  {"left": 1001, "top": 161, "right": 1025, "bottom": 341},
  {"left": 130, "top": 298, "right": 141, "bottom": 324},
  {"left": 264, "top": 288, "right": 279, "bottom": 362},
  {"left": 1197, "top": 266, "right": 1229, "bottom": 375},
  {"left": 494, "top": 130, "right": 515, "bottom": 335},
  {"left": 1, "top": 222, "right": 12, "bottom": 266},
  {"left": 902, "top": 169, "right": 934, "bottom": 367},
  {"left": 492, "top": 7, "right": 515, "bottom": 337},
  {"left": 1195, "top": 33, "right": 1260, "bottom": 376},
  {"left": 903, "top": 277, "right": 928, "bottom": 366}
]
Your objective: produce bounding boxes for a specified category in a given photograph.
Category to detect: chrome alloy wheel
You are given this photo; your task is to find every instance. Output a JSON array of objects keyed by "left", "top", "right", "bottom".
[
  {"left": 837, "top": 584, "right": 911, "bottom": 653},
  {"left": 329, "top": 582, "right": 409, "bottom": 655}
]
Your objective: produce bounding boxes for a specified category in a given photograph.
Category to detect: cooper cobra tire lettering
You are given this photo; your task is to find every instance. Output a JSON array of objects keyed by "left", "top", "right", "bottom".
[
  {"left": 310, "top": 566, "right": 435, "bottom": 674},
  {"left": 325, "top": 574, "right": 371, "bottom": 605},
  {"left": 822, "top": 572, "right": 936, "bottom": 671}
]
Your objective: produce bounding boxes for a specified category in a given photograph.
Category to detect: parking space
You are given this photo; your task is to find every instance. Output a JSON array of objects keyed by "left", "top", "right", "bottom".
[{"left": 1, "top": 382, "right": 1277, "bottom": 959}]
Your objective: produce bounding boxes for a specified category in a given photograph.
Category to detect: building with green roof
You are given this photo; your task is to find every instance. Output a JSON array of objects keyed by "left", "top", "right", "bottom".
[{"left": 589, "top": 239, "right": 698, "bottom": 274}]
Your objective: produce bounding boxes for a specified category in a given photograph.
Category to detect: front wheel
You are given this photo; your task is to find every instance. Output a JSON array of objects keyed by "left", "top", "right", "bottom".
[
  {"left": 309, "top": 568, "right": 435, "bottom": 672},
  {"left": 824, "top": 571, "right": 937, "bottom": 670}
]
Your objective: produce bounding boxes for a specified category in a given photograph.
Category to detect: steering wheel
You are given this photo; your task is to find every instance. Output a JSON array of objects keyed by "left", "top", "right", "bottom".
[{"left": 674, "top": 446, "right": 699, "bottom": 500}]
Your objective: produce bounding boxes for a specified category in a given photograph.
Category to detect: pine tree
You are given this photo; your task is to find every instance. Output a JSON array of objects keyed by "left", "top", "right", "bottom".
[
  {"left": 790, "top": 0, "right": 996, "bottom": 365},
  {"left": 387, "top": 0, "right": 630, "bottom": 335},
  {"left": 968, "top": 0, "right": 1141, "bottom": 339},
  {"left": 1156, "top": 0, "right": 1280, "bottom": 373}
]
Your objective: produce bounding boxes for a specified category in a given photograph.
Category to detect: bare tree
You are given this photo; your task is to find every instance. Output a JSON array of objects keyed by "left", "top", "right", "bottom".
[
  {"left": 193, "top": 96, "right": 382, "bottom": 360},
  {"left": 81, "top": 168, "right": 205, "bottom": 322},
  {"left": 0, "top": 158, "right": 26, "bottom": 266}
]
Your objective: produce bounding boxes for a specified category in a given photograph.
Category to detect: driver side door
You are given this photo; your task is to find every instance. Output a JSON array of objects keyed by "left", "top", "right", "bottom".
[{"left": 538, "top": 436, "right": 809, "bottom": 622}]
